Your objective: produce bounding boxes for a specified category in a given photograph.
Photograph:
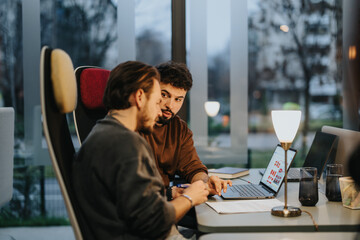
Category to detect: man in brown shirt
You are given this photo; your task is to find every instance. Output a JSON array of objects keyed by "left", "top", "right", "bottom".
[{"left": 140, "top": 61, "right": 232, "bottom": 198}]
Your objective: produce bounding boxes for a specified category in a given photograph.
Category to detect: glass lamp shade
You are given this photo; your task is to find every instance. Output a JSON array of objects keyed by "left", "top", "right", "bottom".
[
  {"left": 271, "top": 110, "right": 301, "bottom": 143},
  {"left": 204, "top": 101, "right": 220, "bottom": 117}
]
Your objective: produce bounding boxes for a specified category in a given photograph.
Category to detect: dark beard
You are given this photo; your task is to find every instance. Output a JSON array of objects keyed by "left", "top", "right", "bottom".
[
  {"left": 156, "top": 108, "right": 174, "bottom": 126},
  {"left": 156, "top": 115, "right": 171, "bottom": 126},
  {"left": 137, "top": 113, "right": 153, "bottom": 135}
]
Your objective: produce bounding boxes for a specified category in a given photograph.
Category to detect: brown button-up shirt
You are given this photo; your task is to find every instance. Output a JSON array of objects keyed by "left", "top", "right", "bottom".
[{"left": 140, "top": 115, "right": 208, "bottom": 187}]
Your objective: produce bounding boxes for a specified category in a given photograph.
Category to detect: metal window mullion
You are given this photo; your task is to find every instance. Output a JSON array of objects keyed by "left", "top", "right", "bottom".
[
  {"left": 117, "top": 0, "right": 135, "bottom": 62},
  {"left": 189, "top": 0, "right": 208, "bottom": 146},
  {"left": 23, "top": 0, "right": 41, "bottom": 148},
  {"left": 230, "top": 0, "right": 248, "bottom": 163}
]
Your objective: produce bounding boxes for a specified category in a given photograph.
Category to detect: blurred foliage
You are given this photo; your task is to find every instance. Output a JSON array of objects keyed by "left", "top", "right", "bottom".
[
  {"left": 250, "top": 119, "right": 342, "bottom": 133},
  {"left": 0, "top": 214, "right": 69, "bottom": 227},
  {"left": 207, "top": 148, "right": 306, "bottom": 169},
  {"left": 248, "top": 150, "right": 274, "bottom": 168},
  {"left": 308, "top": 119, "right": 342, "bottom": 130},
  {"left": 0, "top": 165, "right": 62, "bottom": 226},
  {"left": 7, "top": 166, "right": 41, "bottom": 219},
  {"left": 44, "top": 165, "right": 56, "bottom": 178},
  {"left": 208, "top": 117, "right": 230, "bottom": 136}
]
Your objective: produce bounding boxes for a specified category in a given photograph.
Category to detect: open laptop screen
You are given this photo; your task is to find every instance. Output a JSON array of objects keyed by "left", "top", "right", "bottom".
[
  {"left": 322, "top": 126, "right": 360, "bottom": 176},
  {"left": 260, "top": 145, "right": 297, "bottom": 192},
  {"left": 302, "top": 131, "right": 338, "bottom": 178}
]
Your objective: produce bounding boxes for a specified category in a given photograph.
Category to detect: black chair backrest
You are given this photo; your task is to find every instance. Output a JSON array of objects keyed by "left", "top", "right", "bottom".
[{"left": 40, "top": 46, "right": 95, "bottom": 240}]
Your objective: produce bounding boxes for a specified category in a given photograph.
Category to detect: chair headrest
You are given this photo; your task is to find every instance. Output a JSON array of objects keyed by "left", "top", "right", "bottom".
[
  {"left": 80, "top": 68, "right": 110, "bottom": 109},
  {"left": 51, "top": 49, "right": 77, "bottom": 113}
]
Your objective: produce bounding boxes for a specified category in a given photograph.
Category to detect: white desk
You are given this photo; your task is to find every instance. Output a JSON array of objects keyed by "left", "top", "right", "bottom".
[
  {"left": 199, "top": 232, "right": 359, "bottom": 240},
  {"left": 196, "top": 169, "right": 360, "bottom": 233}
]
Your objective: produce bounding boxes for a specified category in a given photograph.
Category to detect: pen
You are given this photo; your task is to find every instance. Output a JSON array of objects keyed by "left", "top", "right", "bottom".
[
  {"left": 176, "top": 184, "right": 189, "bottom": 188},
  {"left": 239, "top": 178, "right": 252, "bottom": 184}
]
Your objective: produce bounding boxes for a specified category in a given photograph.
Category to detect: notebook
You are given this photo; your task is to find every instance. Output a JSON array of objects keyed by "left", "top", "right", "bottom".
[
  {"left": 221, "top": 145, "right": 297, "bottom": 200},
  {"left": 208, "top": 167, "right": 249, "bottom": 179},
  {"left": 259, "top": 131, "right": 338, "bottom": 182},
  {"left": 321, "top": 126, "right": 360, "bottom": 176}
]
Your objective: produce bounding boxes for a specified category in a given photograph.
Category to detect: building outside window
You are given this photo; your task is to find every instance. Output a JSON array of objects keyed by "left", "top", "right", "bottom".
[{"left": 186, "top": 0, "right": 343, "bottom": 168}]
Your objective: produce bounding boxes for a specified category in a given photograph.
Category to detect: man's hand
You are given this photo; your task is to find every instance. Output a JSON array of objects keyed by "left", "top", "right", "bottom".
[
  {"left": 169, "top": 181, "right": 209, "bottom": 222},
  {"left": 182, "top": 180, "right": 209, "bottom": 206},
  {"left": 171, "top": 185, "right": 188, "bottom": 199},
  {"left": 207, "top": 175, "right": 232, "bottom": 196}
]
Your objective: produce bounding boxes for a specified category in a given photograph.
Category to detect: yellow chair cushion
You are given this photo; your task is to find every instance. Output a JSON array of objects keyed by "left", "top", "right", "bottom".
[{"left": 51, "top": 49, "right": 77, "bottom": 113}]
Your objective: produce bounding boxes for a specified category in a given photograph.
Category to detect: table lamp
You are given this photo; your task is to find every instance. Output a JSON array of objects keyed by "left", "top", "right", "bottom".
[{"left": 271, "top": 110, "right": 302, "bottom": 217}]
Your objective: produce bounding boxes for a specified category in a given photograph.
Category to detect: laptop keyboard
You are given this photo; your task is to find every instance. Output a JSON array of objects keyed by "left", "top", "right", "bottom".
[{"left": 232, "top": 184, "right": 270, "bottom": 197}]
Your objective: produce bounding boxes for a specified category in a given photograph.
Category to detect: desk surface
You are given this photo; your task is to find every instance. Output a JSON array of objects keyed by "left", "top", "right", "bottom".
[
  {"left": 196, "top": 169, "right": 360, "bottom": 233},
  {"left": 199, "top": 232, "right": 359, "bottom": 240}
]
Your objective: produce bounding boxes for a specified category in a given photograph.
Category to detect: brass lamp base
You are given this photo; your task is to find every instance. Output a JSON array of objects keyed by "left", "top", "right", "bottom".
[{"left": 271, "top": 206, "right": 302, "bottom": 217}]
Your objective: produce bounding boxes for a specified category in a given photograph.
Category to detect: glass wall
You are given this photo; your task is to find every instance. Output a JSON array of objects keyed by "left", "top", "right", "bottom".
[
  {"left": 0, "top": 0, "right": 23, "bottom": 154},
  {"left": 206, "top": 0, "right": 231, "bottom": 147},
  {"left": 0, "top": 0, "right": 29, "bottom": 222},
  {"left": 135, "top": 0, "right": 171, "bottom": 65},
  {"left": 0, "top": 0, "right": 347, "bottom": 227},
  {"left": 0, "top": 0, "right": 173, "bottom": 225},
  {"left": 186, "top": 0, "right": 343, "bottom": 168},
  {"left": 187, "top": 0, "right": 248, "bottom": 165},
  {"left": 40, "top": 0, "right": 118, "bottom": 70},
  {"left": 247, "top": 0, "right": 342, "bottom": 167}
]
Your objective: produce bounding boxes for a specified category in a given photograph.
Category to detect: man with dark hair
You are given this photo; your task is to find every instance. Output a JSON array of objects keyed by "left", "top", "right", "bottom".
[
  {"left": 141, "top": 61, "right": 231, "bottom": 198},
  {"left": 72, "top": 61, "right": 209, "bottom": 239}
]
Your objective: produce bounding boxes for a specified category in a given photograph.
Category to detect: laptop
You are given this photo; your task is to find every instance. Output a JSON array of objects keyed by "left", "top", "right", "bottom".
[
  {"left": 259, "top": 131, "right": 338, "bottom": 182},
  {"left": 221, "top": 145, "right": 297, "bottom": 200},
  {"left": 321, "top": 126, "right": 360, "bottom": 176}
]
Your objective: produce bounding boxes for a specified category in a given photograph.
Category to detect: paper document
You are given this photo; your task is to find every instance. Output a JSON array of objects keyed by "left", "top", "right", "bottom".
[{"left": 206, "top": 199, "right": 283, "bottom": 214}]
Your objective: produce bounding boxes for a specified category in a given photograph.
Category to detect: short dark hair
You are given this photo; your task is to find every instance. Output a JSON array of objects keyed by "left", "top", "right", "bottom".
[
  {"left": 156, "top": 61, "right": 192, "bottom": 91},
  {"left": 103, "top": 61, "right": 160, "bottom": 111}
]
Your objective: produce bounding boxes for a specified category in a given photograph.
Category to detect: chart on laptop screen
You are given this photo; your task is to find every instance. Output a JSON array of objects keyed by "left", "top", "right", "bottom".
[{"left": 261, "top": 146, "right": 296, "bottom": 192}]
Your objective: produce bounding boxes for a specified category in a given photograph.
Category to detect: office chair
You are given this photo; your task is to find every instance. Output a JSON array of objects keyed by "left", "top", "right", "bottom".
[
  {"left": 40, "top": 46, "right": 95, "bottom": 240},
  {"left": 73, "top": 67, "right": 110, "bottom": 144},
  {"left": 0, "top": 107, "right": 14, "bottom": 208}
]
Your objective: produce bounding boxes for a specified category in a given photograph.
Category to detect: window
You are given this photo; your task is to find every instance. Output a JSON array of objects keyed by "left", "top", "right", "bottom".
[
  {"left": 0, "top": 0, "right": 347, "bottom": 225},
  {"left": 187, "top": 0, "right": 343, "bottom": 167},
  {"left": 248, "top": 0, "right": 342, "bottom": 167},
  {"left": 135, "top": 0, "right": 171, "bottom": 65}
]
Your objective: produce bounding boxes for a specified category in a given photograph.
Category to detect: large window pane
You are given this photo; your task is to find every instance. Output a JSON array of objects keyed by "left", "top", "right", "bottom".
[
  {"left": 207, "top": 0, "right": 231, "bottom": 147},
  {"left": 187, "top": 0, "right": 343, "bottom": 168},
  {"left": 187, "top": 0, "right": 248, "bottom": 165},
  {"left": 135, "top": 0, "right": 171, "bottom": 65},
  {"left": 248, "top": 0, "right": 342, "bottom": 167},
  {"left": 41, "top": 0, "right": 118, "bottom": 70},
  {"left": 0, "top": 0, "right": 23, "bottom": 129}
]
